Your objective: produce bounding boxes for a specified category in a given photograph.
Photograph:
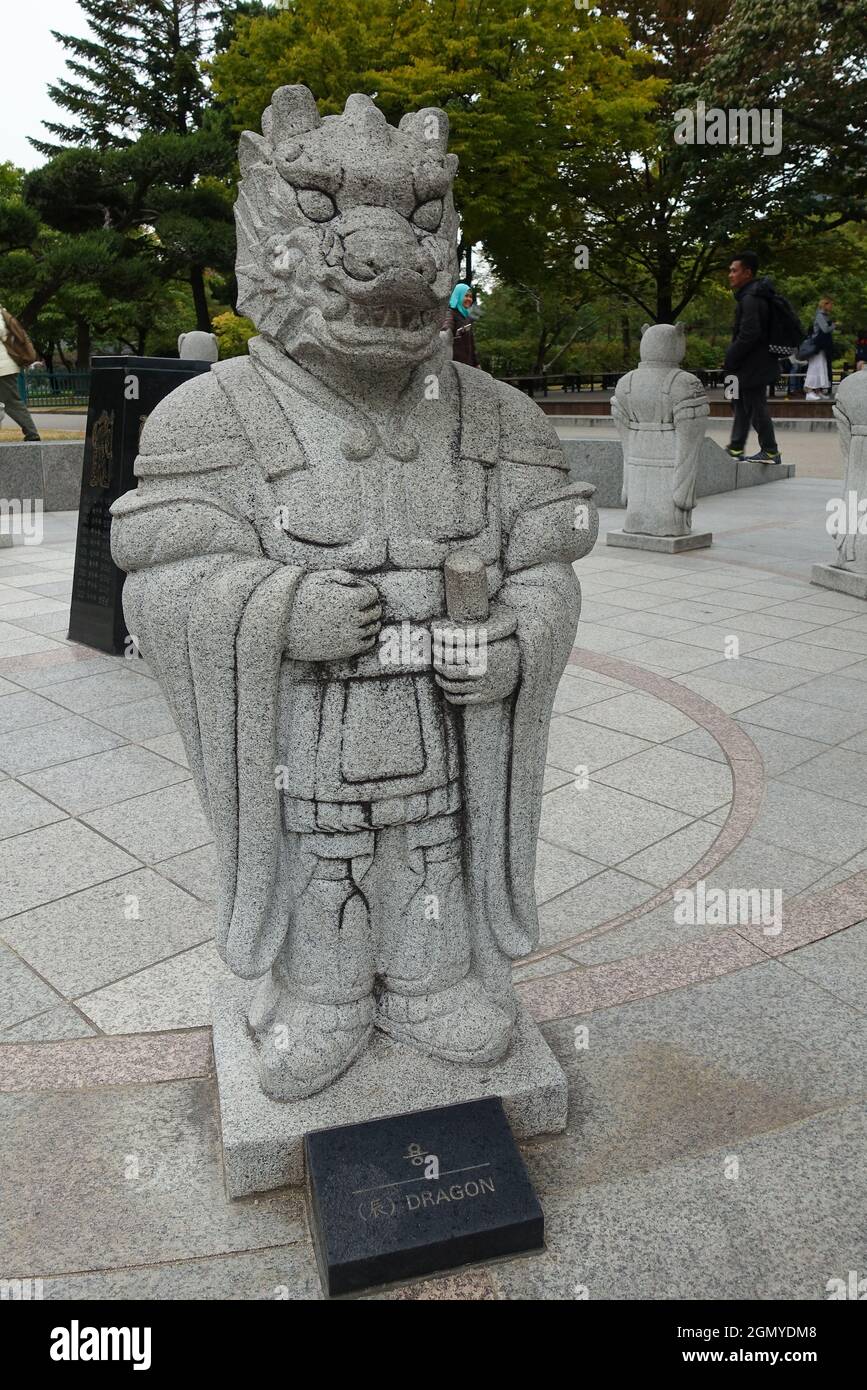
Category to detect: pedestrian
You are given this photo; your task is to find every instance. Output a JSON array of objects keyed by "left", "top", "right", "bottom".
[
  {"left": 804, "top": 296, "right": 836, "bottom": 400},
  {"left": 786, "top": 351, "right": 807, "bottom": 398},
  {"left": 724, "top": 251, "right": 782, "bottom": 465},
  {"left": 443, "top": 282, "right": 479, "bottom": 367},
  {"left": 0, "top": 305, "right": 41, "bottom": 440},
  {"left": 855, "top": 329, "right": 867, "bottom": 372}
]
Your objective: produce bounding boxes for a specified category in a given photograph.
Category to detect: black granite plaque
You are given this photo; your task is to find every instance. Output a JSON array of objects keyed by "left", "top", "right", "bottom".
[
  {"left": 68, "top": 355, "right": 211, "bottom": 654},
  {"left": 305, "top": 1096, "right": 544, "bottom": 1296}
]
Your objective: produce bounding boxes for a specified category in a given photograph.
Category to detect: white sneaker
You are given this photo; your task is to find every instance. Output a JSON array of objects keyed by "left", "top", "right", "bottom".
[{"left": 805, "top": 392, "right": 822, "bottom": 401}]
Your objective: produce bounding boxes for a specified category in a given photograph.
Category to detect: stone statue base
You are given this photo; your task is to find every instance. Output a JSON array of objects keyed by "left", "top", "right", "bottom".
[
  {"left": 811, "top": 563, "right": 867, "bottom": 601},
  {"left": 606, "top": 528, "right": 713, "bottom": 553},
  {"left": 212, "top": 978, "right": 567, "bottom": 1198}
]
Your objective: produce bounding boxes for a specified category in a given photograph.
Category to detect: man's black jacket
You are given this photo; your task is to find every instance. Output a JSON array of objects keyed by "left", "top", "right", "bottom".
[{"left": 724, "top": 277, "right": 780, "bottom": 388}]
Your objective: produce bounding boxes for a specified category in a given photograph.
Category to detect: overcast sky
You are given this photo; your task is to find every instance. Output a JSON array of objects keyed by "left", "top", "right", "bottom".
[{"left": 2, "top": 0, "right": 91, "bottom": 169}]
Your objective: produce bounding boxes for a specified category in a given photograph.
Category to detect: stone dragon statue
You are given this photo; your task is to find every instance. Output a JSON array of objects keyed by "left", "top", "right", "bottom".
[{"left": 111, "top": 86, "right": 597, "bottom": 1102}]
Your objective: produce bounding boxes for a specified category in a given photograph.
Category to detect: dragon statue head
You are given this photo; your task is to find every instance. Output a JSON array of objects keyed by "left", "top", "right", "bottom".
[{"left": 235, "top": 85, "right": 460, "bottom": 369}]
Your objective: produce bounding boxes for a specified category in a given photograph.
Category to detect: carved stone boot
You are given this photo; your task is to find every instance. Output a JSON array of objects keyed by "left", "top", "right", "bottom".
[
  {"left": 248, "top": 866, "right": 375, "bottom": 1101},
  {"left": 251, "top": 985, "right": 374, "bottom": 1102},
  {"left": 377, "top": 976, "right": 512, "bottom": 1065}
]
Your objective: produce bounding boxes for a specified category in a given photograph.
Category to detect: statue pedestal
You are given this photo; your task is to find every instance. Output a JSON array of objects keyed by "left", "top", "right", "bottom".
[
  {"left": 212, "top": 978, "right": 567, "bottom": 1199},
  {"left": 606, "top": 528, "right": 713, "bottom": 553},
  {"left": 811, "top": 563, "right": 867, "bottom": 601}
]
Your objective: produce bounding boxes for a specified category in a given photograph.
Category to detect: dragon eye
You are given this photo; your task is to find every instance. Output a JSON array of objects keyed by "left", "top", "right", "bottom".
[
  {"left": 296, "top": 188, "right": 337, "bottom": 222},
  {"left": 412, "top": 199, "right": 443, "bottom": 232}
]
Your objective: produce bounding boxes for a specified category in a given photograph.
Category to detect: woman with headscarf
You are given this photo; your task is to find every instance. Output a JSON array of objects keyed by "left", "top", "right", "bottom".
[{"left": 443, "top": 282, "right": 479, "bottom": 367}]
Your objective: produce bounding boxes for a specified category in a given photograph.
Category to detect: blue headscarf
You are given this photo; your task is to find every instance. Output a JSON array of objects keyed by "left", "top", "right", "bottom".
[{"left": 449, "top": 282, "right": 472, "bottom": 318}]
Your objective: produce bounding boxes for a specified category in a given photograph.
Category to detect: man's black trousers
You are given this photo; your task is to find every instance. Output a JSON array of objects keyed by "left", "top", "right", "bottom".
[{"left": 730, "top": 383, "right": 778, "bottom": 454}]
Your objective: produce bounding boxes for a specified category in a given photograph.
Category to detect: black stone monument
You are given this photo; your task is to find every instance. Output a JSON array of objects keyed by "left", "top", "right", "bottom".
[
  {"left": 306, "top": 1097, "right": 544, "bottom": 1297},
  {"left": 68, "top": 355, "right": 211, "bottom": 654}
]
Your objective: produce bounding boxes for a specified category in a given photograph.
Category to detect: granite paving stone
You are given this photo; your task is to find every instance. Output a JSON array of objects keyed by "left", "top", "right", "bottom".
[
  {"left": 551, "top": 674, "right": 627, "bottom": 714},
  {"left": 603, "top": 610, "right": 697, "bottom": 639},
  {"left": 0, "top": 714, "right": 126, "bottom": 774},
  {"left": 751, "top": 781, "right": 867, "bottom": 864},
  {"left": 40, "top": 670, "right": 158, "bottom": 715},
  {"left": 2, "top": 1005, "right": 98, "bottom": 1042},
  {"left": 601, "top": 637, "right": 721, "bottom": 675},
  {"left": 76, "top": 941, "right": 230, "bottom": 1033},
  {"left": 542, "top": 765, "right": 572, "bottom": 793},
  {"left": 0, "top": 943, "right": 63, "bottom": 1029},
  {"left": 794, "top": 625, "right": 867, "bottom": 656},
  {"left": 0, "top": 634, "right": 61, "bottom": 659},
  {"left": 0, "top": 780, "right": 67, "bottom": 839},
  {"left": 0, "top": 819, "right": 139, "bottom": 919},
  {"left": 535, "top": 840, "right": 606, "bottom": 905},
  {"left": 154, "top": 844, "right": 218, "bottom": 903},
  {"left": 0, "top": 868, "right": 214, "bottom": 997},
  {"left": 671, "top": 674, "right": 771, "bottom": 714},
  {"left": 561, "top": 908, "right": 731, "bottom": 966},
  {"left": 747, "top": 639, "right": 864, "bottom": 674},
  {"left": 0, "top": 1079, "right": 306, "bottom": 1274},
  {"left": 676, "top": 656, "right": 813, "bottom": 694},
  {"left": 499, "top": 1103, "right": 867, "bottom": 1299},
  {"left": 0, "top": 653, "right": 118, "bottom": 690},
  {"left": 141, "top": 732, "right": 189, "bottom": 766},
  {"left": 725, "top": 723, "right": 828, "bottom": 776},
  {"left": 545, "top": 714, "right": 651, "bottom": 775},
  {"left": 735, "top": 695, "right": 867, "bottom": 745},
  {"left": 20, "top": 745, "right": 190, "bottom": 815},
  {"left": 0, "top": 689, "right": 68, "bottom": 734},
  {"left": 540, "top": 781, "right": 692, "bottom": 864},
  {"left": 37, "top": 1246, "right": 322, "bottom": 1301},
  {"left": 537, "top": 869, "right": 661, "bottom": 948},
  {"left": 780, "top": 920, "right": 867, "bottom": 1013},
  {"left": 81, "top": 781, "right": 212, "bottom": 863},
  {"left": 84, "top": 694, "right": 179, "bottom": 741},
  {"left": 593, "top": 745, "right": 732, "bottom": 817},
  {"left": 717, "top": 610, "right": 826, "bottom": 639},
  {"left": 616, "top": 818, "right": 721, "bottom": 888},
  {"left": 572, "top": 691, "right": 697, "bottom": 742},
  {"left": 778, "top": 746, "right": 867, "bottom": 808}
]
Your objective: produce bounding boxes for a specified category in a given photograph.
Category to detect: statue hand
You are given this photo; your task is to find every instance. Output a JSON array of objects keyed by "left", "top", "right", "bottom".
[
  {"left": 285, "top": 570, "right": 382, "bottom": 661},
  {"left": 434, "top": 632, "right": 520, "bottom": 705}
]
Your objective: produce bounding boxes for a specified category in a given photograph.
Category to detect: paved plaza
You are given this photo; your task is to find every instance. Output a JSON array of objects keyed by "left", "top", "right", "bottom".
[{"left": 1, "top": 476, "right": 866, "bottom": 1299}]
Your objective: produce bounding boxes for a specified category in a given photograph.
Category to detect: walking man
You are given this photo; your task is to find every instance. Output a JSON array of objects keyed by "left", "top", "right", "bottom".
[
  {"left": 724, "top": 251, "right": 781, "bottom": 465},
  {"left": 0, "top": 306, "right": 41, "bottom": 441}
]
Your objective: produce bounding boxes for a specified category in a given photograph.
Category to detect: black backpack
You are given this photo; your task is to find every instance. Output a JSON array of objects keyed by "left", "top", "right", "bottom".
[{"left": 766, "top": 291, "right": 805, "bottom": 356}]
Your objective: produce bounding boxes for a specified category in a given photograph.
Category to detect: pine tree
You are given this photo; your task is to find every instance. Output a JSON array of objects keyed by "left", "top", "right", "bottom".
[
  {"left": 31, "top": 0, "right": 232, "bottom": 156},
  {"left": 25, "top": 0, "right": 256, "bottom": 333}
]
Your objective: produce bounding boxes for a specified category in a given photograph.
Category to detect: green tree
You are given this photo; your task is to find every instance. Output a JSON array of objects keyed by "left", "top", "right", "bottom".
[
  {"left": 211, "top": 0, "right": 660, "bottom": 281},
  {"left": 28, "top": 0, "right": 247, "bottom": 330}
]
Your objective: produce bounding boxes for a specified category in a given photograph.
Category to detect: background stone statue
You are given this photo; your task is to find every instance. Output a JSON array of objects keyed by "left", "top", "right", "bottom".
[
  {"left": 111, "top": 86, "right": 597, "bottom": 1106},
  {"left": 610, "top": 323, "right": 710, "bottom": 547},
  {"left": 178, "top": 330, "right": 219, "bottom": 362},
  {"left": 812, "top": 367, "right": 867, "bottom": 600}
]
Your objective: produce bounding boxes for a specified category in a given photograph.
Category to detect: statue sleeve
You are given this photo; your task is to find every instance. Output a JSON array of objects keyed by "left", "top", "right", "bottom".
[
  {"left": 110, "top": 374, "right": 305, "bottom": 979},
  {"left": 458, "top": 383, "right": 598, "bottom": 970}
]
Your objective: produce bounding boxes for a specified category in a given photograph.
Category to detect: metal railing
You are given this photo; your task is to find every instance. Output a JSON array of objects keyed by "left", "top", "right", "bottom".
[
  {"left": 495, "top": 364, "right": 853, "bottom": 399},
  {"left": 17, "top": 369, "right": 91, "bottom": 408}
]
